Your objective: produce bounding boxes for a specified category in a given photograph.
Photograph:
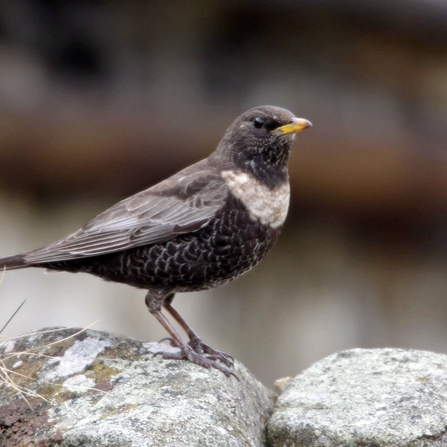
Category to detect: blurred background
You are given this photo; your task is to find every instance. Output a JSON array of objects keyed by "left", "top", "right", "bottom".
[{"left": 1, "top": 0, "right": 447, "bottom": 386}]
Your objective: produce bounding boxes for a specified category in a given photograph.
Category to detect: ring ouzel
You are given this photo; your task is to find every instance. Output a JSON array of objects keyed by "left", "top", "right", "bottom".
[{"left": 0, "top": 106, "right": 312, "bottom": 376}]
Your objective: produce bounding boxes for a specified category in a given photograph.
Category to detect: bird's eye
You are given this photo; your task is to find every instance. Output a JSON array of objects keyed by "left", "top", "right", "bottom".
[{"left": 254, "top": 117, "right": 265, "bottom": 129}]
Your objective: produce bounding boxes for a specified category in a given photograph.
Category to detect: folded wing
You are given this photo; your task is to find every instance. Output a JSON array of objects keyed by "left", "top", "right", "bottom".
[{"left": 25, "top": 161, "right": 227, "bottom": 263}]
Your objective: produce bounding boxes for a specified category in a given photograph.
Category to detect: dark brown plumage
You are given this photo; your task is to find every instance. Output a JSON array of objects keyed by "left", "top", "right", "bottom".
[{"left": 0, "top": 106, "right": 311, "bottom": 376}]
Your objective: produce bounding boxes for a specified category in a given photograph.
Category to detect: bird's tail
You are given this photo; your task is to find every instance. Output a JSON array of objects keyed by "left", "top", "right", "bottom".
[{"left": 0, "top": 254, "right": 28, "bottom": 271}]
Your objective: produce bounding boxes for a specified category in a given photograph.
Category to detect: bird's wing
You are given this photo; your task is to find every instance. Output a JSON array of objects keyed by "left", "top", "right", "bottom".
[{"left": 25, "top": 161, "right": 228, "bottom": 263}]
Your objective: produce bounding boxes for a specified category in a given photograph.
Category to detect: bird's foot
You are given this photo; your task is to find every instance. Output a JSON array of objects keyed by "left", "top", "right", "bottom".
[
  {"left": 152, "top": 344, "right": 238, "bottom": 379},
  {"left": 187, "top": 337, "right": 234, "bottom": 368},
  {"left": 159, "top": 335, "right": 234, "bottom": 367}
]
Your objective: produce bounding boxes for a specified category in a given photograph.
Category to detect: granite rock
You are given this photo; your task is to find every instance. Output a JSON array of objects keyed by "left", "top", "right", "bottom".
[
  {"left": 0, "top": 327, "right": 274, "bottom": 447},
  {"left": 268, "top": 348, "right": 447, "bottom": 447}
]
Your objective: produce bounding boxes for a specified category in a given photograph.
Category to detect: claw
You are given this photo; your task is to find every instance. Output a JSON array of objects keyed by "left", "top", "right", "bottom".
[{"left": 158, "top": 337, "right": 178, "bottom": 347}]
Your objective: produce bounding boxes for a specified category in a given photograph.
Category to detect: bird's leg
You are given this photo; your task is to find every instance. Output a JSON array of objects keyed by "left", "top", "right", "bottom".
[
  {"left": 145, "top": 290, "right": 236, "bottom": 378},
  {"left": 163, "top": 300, "right": 234, "bottom": 368}
]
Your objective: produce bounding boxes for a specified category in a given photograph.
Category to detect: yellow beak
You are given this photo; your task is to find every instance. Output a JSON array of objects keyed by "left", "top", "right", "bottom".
[{"left": 274, "top": 118, "right": 312, "bottom": 135}]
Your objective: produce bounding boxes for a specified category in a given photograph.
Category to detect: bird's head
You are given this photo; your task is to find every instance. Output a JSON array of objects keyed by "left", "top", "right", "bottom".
[{"left": 212, "top": 105, "right": 312, "bottom": 186}]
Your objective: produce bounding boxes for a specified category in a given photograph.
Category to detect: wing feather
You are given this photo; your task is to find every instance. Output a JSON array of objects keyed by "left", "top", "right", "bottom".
[{"left": 25, "top": 160, "right": 227, "bottom": 263}]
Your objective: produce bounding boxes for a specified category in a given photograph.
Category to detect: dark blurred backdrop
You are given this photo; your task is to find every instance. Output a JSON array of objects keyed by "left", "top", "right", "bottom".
[{"left": 2, "top": 0, "right": 447, "bottom": 386}]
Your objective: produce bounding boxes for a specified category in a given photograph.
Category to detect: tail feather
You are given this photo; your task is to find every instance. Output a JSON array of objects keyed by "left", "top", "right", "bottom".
[{"left": 0, "top": 254, "right": 29, "bottom": 271}]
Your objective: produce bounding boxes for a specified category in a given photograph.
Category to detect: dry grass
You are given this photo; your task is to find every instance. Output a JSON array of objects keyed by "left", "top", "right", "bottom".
[{"left": 0, "top": 298, "right": 104, "bottom": 407}]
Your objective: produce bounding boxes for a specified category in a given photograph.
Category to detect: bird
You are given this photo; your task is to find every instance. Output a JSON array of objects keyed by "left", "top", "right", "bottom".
[{"left": 0, "top": 106, "right": 311, "bottom": 377}]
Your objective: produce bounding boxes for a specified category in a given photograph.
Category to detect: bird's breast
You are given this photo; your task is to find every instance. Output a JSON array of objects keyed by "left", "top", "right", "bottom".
[{"left": 221, "top": 170, "right": 290, "bottom": 229}]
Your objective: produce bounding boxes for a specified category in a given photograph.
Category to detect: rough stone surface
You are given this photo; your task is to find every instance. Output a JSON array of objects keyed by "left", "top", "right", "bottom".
[
  {"left": 0, "top": 327, "right": 274, "bottom": 446},
  {"left": 268, "top": 348, "right": 447, "bottom": 447}
]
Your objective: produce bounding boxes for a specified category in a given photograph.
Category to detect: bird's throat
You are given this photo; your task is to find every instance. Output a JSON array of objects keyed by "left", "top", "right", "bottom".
[{"left": 239, "top": 146, "right": 290, "bottom": 189}]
